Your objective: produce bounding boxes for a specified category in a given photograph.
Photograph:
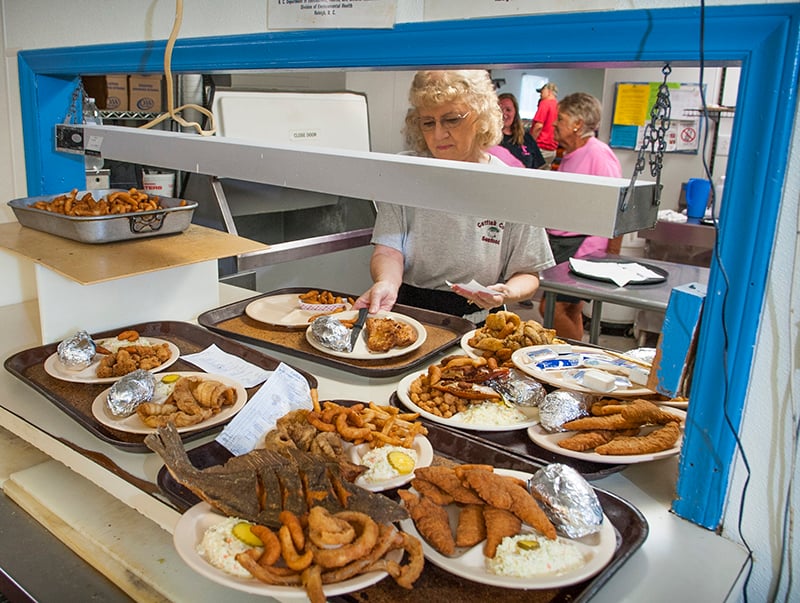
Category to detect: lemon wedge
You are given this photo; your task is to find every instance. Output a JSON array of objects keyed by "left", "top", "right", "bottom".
[
  {"left": 387, "top": 451, "right": 415, "bottom": 475},
  {"left": 160, "top": 374, "right": 180, "bottom": 384},
  {"left": 232, "top": 522, "right": 263, "bottom": 547}
]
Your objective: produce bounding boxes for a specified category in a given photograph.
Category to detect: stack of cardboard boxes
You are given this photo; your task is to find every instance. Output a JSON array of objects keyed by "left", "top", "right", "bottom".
[{"left": 83, "top": 75, "right": 164, "bottom": 113}]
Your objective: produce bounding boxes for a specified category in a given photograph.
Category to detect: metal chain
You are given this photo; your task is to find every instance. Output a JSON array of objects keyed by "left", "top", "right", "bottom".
[
  {"left": 63, "top": 79, "right": 87, "bottom": 125},
  {"left": 620, "top": 64, "right": 672, "bottom": 210}
]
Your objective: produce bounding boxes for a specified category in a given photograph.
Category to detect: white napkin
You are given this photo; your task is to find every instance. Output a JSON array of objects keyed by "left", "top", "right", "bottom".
[
  {"left": 569, "top": 258, "right": 663, "bottom": 287},
  {"left": 445, "top": 279, "right": 496, "bottom": 295}
]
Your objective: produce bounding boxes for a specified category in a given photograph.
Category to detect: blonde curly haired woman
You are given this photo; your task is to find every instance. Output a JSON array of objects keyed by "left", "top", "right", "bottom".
[{"left": 354, "top": 70, "right": 554, "bottom": 324}]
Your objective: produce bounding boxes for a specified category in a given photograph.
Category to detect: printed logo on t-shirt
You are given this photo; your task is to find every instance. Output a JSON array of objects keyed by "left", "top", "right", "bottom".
[{"left": 477, "top": 219, "right": 503, "bottom": 245}]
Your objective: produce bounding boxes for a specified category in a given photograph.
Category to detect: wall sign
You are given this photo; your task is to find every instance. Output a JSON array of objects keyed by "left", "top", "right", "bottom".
[
  {"left": 268, "top": 0, "right": 397, "bottom": 29},
  {"left": 609, "top": 81, "right": 706, "bottom": 154}
]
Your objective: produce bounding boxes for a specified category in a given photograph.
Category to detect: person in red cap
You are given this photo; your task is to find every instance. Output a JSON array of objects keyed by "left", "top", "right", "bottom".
[{"left": 530, "top": 82, "right": 559, "bottom": 169}]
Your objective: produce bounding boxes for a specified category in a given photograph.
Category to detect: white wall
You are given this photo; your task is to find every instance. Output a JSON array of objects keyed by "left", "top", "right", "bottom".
[{"left": 0, "top": 2, "right": 796, "bottom": 600}]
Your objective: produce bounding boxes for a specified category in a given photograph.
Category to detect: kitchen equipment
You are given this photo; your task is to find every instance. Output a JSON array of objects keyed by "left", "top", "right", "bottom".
[{"left": 349, "top": 307, "right": 369, "bottom": 351}]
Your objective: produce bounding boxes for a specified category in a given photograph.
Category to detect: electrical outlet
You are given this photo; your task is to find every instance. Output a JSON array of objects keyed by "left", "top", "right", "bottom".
[
  {"left": 55, "top": 124, "right": 85, "bottom": 155},
  {"left": 716, "top": 135, "right": 732, "bottom": 156}
]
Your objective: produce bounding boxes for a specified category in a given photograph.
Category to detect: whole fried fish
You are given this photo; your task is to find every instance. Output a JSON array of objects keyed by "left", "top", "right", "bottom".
[{"left": 145, "top": 423, "right": 407, "bottom": 527}]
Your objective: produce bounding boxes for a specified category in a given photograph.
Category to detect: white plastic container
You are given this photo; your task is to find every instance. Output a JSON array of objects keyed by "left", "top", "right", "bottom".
[{"left": 142, "top": 171, "right": 176, "bottom": 198}]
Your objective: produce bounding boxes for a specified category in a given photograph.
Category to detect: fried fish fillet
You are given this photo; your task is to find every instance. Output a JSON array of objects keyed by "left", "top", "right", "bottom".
[
  {"left": 595, "top": 421, "right": 682, "bottom": 455},
  {"left": 557, "top": 428, "right": 641, "bottom": 452},
  {"left": 460, "top": 468, "right": 556, "bottom": 540},
  {"left": 365, "top": 317, "right": 418, "bottom": 353},
  {"left": 413, "top": 466, "right": 485, "bottom": 505},
  {"left": 410, "top": 477, "right": 454, "bottom": 506},
  {"left": 561, "top": 413, "right": 641, "bottom": 431},
  {"left": 620, "top": 399, "right": 681, "bottom": 425},
  {"left": 483, "top": 507, "right": 521, "bottom": 558},
  {"left": 398, "top": 490, "right": 455, "bottom": 556},
  {"left": 455, "top": 504, "right": 486, "bottom": 547}
]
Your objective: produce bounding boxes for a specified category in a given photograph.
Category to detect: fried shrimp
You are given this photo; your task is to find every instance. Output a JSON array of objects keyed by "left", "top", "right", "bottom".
[
  {"left": 250, "top": 525, "right": 281, "bottom": 567},
  {"left": 279, "top": 524, "right": 314, "bottom": 571},
  {"left": 236, "top": 551, "right": 302, "bottom": 585}
]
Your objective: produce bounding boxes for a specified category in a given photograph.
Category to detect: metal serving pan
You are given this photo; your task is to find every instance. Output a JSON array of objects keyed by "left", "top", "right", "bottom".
[{"left": 8, "top": 188, "right": 198, "bottom": 244}]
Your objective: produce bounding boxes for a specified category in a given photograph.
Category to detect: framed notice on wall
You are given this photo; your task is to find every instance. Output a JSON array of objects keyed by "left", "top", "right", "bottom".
[{"left": 609, "top": 82, "right": 706, "bottom": 154}]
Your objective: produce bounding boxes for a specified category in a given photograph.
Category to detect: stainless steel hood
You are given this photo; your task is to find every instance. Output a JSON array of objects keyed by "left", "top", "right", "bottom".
[{"left": 80, "top": 124, "right": 660, "bottom": 237}]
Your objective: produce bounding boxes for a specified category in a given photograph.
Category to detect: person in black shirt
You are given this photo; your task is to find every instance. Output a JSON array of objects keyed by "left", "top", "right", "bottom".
[{"left": 498, "top": 92, "right": 546, "bottom": 169}]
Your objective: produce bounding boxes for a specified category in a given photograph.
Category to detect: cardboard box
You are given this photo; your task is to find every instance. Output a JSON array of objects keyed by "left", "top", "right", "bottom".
[
  {"left": 82, "top": 75, "right": 128, "bottom": 111},
  {"left": 128, "top": 75, "right": 163, "bottom": 112},
  {"left": 647, "top": 282, "right": 707, "bottom": 398}
]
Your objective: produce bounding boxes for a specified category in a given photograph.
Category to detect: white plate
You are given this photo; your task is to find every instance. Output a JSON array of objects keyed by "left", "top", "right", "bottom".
[
  {"left": 91, "top": 372, "right": 248, "bottom": 434},
  {"left": 348, "top": 435, "right": 434, "bottom": 492},
  {"left": 658, "top": 398, "right": 689, "bottom": 410},
  {"left": 459, "top": 329, "right": 483, "bottom": 360},
  {"left": 245, "top": 293, "right": 353, "bottom": 329},
  {"left": 399, "top": 468, "right": 617, "bottom": 590},
  {"left": 511, "top": 345, "right": 654, "bottom": 397},
  {"left": 174, "top": 502, "right": 400, "bottom": 599},
  {"left": 527, "top": 406, "right": 686, "bottom": 465},
  {"left": 395, "top": 369, "right": 539, "bottom": 432},
  {"left": 305, "top": 311, "right": 427, "bottom": 360},
  {"left": 43, "top": 337, "right": 180, "bottom": 384}
]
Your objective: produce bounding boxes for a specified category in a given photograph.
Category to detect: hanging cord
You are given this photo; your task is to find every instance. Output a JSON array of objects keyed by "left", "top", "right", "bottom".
[
  {"left": 619, "top": 64, "right": 672, "bottom": 211},
  {"left": 138, "top": 0, "right": 216, "bottom": 135},
  {"left": 696, "top": 0, "right": 754, "bottom": 598}
]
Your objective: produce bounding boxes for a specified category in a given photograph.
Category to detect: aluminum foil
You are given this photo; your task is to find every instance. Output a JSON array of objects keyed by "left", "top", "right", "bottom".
[
  {"left": 106, "top": 369, "right": 156, "bottom": 417},
  {"left": 625, "top": 347, "right": 657, "bottom": 364},
  {"left": 56, "top": 330, "right": 96, "bottom": 370},
  {"left": 538, "top": 389, "right": 594, "bottom": 432},
  {"left": 529, "top": 463, "right": 603, "bottom": 538},
  {"left": 310, "top": 315, "right": 351, "bottom": 352},
  {"left": 486, "top": 369, "right": 546, "bottom": 407}
]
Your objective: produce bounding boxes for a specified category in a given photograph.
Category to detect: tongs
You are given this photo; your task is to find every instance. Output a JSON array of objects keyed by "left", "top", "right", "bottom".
[{"left": 348, "top": 308, "right": 369, "bottom": 352}]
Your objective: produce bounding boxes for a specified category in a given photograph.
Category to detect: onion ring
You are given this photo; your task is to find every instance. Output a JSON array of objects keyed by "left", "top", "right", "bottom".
[
  {"left": 311, "top": 511, "right": 379, "bottom": 569},
  {"left": 308, "top": 506, "right": 356, "bottom": 548}
]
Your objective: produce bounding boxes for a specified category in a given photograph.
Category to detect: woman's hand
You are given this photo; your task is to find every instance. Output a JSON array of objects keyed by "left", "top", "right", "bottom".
[
  {"left": 353, "top": 281, "right": 398, "bottom": 314},
  {"left": 450, "top": 273, "right": 540, "bottom": 309},
  {"left": 353, "top": 244, "right": 404, "bottom": 314},
  {"left": 450, "top": 283, "right": 508, "bottom": 310}
]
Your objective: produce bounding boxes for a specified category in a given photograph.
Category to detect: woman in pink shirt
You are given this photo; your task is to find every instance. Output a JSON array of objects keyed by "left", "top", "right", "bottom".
[{"left": 541, "top": 92, "right": 622, "bottom": 340}]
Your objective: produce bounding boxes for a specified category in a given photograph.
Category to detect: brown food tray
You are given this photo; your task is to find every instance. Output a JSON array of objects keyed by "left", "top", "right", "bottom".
[
  {"left": 197, "top": 287, "right": 475, "bottom": 377},
  {"left": 3, "top": 321, "right": 318, "bottom": 452},
  {"left": 156, "top": 414, "right": 647, "bottom": 603},
  {"left": 389, "top": 392, "right": 625, "bottom": 481}
]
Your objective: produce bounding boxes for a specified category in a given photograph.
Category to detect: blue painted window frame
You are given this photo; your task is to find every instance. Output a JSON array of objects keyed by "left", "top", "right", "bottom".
[{"left": 16, "top": 4, "right": 800, "bottom": 529}]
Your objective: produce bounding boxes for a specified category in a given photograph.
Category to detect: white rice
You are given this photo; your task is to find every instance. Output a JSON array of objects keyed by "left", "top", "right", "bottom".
[
  {"left": 196, "top": 516, "right": 260, "bottom": 578},
  {"left": 453, "top": 401, "right": 527, "bottom": 426},
  {"left": 359, "top": 445, "right": 418, "bottom": 483},
  {"left": 487, "top": 534, "right": 585, "bottom": 577}
]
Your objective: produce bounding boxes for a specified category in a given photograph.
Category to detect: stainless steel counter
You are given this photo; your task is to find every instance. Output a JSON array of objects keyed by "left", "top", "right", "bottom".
[{"left": 539, "top": 253, "right": 710, "bottom": 344}]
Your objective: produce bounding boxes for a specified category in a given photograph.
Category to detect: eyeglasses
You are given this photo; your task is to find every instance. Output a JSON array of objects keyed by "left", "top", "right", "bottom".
[{"left": 418, "top": 112, "right": 471, "bottom": 132}]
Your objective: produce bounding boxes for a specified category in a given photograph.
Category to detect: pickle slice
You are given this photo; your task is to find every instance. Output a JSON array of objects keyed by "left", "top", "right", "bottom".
[
  {"left": 517, "top": 539, "right": 541, "bottom": 551},
  {"left": 387, "top": 451, "right": 415, "bottom": 475},
  {"left": 160, "top": 374, "right": 180, "bottom": 384},
  {"left": 232, "top": 521, "right": 263, "bottom": 547}
]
